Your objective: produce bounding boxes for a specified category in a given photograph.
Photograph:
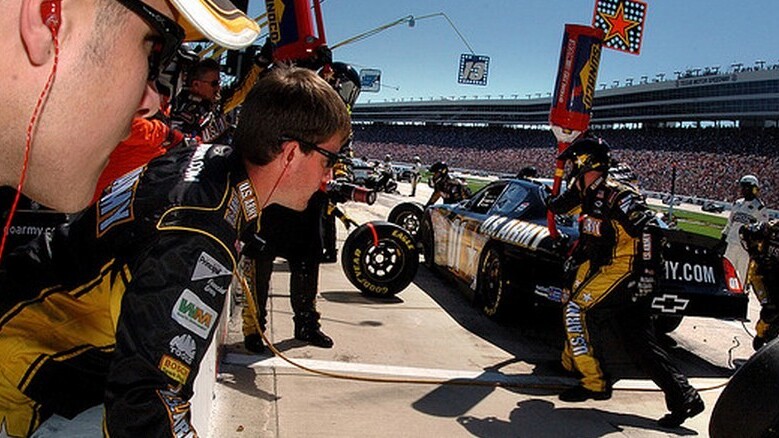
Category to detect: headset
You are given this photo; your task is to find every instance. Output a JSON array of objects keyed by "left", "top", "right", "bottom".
[
  {"left": 41, "top": 0, "right": 62, "bottom": 35},
  {"left": 0, "top": 0, "right": 63, "bottom": 263}
]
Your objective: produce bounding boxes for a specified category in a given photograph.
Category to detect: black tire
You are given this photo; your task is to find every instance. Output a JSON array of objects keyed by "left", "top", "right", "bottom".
[
  {"left": 710, "top": 338, "right": 779, "bottom": 437},
  {"left": 388, "top": 202, "right": 425, "bottom": 239},
  {"left": 477, "top": 245, "right": 509, "bottom": 318},
  {"left": 341, "top": 221, "right": 419, "bottom": 297},
  {"left": 653, "top": 315, "right": 683, "bottom": 335}
]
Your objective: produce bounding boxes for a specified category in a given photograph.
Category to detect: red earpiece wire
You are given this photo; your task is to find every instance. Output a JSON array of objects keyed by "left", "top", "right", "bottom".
[{"left": 0, "top": 10, "right": 61, "bottom": 263}]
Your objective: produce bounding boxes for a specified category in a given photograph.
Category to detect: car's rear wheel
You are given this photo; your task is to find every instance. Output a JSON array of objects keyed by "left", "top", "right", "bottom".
[
  {"left": 478, "top": 246, "right": 508, "bottom": 318},
  {"left": 653, "top": 314, "right": 684, "bottom": 335}
]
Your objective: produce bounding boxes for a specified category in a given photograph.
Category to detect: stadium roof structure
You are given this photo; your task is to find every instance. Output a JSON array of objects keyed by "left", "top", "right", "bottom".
[{"left": 353, "top": 67, "right": 779, "bottom": 128}]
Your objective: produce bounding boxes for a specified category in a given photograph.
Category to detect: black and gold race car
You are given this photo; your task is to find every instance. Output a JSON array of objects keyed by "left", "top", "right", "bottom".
[{"left": 389, "top": 177, "right": 748, "bottom": 333}]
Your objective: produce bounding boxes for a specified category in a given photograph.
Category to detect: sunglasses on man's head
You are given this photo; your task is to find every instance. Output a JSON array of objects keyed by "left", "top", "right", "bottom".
[
  {"left": 114, "top": 0, "right": 185, "bottom": 82},
  {"left": 280, "top": 136, "right": 346, "bottom": 168}
]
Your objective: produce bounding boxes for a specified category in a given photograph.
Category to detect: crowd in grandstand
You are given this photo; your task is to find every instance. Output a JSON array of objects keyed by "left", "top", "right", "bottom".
[{"left": 352, "top": 124, "right": 779, "bottom": 206}]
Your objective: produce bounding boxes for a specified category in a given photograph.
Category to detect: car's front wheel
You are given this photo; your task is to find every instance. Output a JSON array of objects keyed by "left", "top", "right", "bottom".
[
  {"left": 388, "top": 202, "right": 425, "bottom": 239},
  {"left": 478, "top": 246, "right": 509, "bottom": 318}
]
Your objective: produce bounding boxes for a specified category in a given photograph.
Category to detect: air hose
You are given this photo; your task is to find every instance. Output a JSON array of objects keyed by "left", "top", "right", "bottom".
[{"left": 237, "top": 274, "right": 732, "bottom": 393}]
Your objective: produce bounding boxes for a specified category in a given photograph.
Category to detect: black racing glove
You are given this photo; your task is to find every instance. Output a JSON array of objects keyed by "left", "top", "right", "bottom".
[
  {"left": 240, "top": 233, "right": 267, "bottom": 260},
  {"left": 295, "top": 45, "right": 333, "bottom": 71},
  {"left": 254, "top": 38, "right": 274, "bottom": 68}
]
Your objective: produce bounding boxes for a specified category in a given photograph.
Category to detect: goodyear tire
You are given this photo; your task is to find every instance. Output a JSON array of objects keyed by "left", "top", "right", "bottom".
[
  {"left": 388, "top": 202, "right": 425, "bottom": 239},
  {"left": 478, "top": 245, "right": 509, "bottom": 318},
  {"left": 342, "top": 221, "right": 419, "bottom": 297},
  {"left": 709, "top": 337, "right": 779, "bottom": 437}
]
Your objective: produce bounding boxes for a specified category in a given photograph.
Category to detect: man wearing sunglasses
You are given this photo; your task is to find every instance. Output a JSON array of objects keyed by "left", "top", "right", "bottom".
[
  {"left": 171, "top": 58, "right": 229, "bottom": 143},
  {"left": 0, "top": 0, "right": 259, "bottom": 214},
  {"left": 0, "top": 66, "right": 351, "bottom": 436}
]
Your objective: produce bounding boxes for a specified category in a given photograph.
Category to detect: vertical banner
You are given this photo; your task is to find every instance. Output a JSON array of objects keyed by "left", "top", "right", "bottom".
[
  {"left": 264, "top": 0, "right": 326, "bottom": 61},
  {"left": 592, "top": 0, "right": 647, "bottom": 55},
  {"left": 547, "top": 24, "right": 604, "bottom": 238},
  {"left": 549, "top": 24, "right": 604, "bottom": 133},
  {"left": 458, "top": 54, "right": 490, "bottom": 86}
]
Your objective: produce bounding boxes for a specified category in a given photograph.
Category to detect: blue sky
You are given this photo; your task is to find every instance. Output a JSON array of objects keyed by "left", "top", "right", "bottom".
[{"left": 247, "top": 0, "right": 777, "bottom": 103}]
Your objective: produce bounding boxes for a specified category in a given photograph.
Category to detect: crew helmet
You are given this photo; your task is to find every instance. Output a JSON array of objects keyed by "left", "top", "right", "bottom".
[
  {"left": 517, "top": 166, "right": 538, "bottom": 179},
  {"left": 429, "top": 161, "right": 448, "bottom": 174},
  {"left": 322, "top": 62, "right": 361, "bottom": 109},
  {"left": 739, "top": 174, "right": 760, "bottom": 188},
  {"left": 739, "top": 174, "right": 760, "bottom": 198},
  {"left": 557, "top": 137, "right": 611, "bottom": 182},
  {"left": 429, "top": 161, "right": 449, "bottom": 184}
]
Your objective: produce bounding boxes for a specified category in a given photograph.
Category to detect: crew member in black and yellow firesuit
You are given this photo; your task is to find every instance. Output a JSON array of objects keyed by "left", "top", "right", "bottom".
[
  {"left": 547, "top": 136, "right": 703, "bottom": 428},
  {"left": 242, "top": 62, "right": 362, "bottom": 353},
  {"left": 424, "top": 161, "right": 471, "bottom": 207},
  {"left": 0, "top": 67, "right": 351, "bottom": 437},
  {"left": 241, "top": 191, "right": 335, "bottom": 352},
  {"left": 740, "top": 219, "right": 779, "bottom": 350},
  {"left": 171, "top": 40, "right": 275, "bottom": 144}
]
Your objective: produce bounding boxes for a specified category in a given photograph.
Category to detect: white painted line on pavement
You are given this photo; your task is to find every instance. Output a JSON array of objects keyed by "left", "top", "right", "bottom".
[
  {"left": 224, "top": 353, "right": 573, "bottom": 386},
  {"left": 224, "top": 353, "right": 730, "bottom": 391}
]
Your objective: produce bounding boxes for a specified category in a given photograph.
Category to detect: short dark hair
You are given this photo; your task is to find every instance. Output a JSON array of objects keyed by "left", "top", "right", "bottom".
[
  {"left": 189, "top": 58, "right": 221, "bottom": 83},
  {"left": 233, "top": 66, "right": 352, "bottom": 166}
]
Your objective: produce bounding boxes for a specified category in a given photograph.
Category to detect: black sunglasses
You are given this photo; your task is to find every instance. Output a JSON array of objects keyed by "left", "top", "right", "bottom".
[
  {"left": 114, "top": 0, "right": 185, "bottom": 82},
  {"left": 196, "top": 79, "right": 221, "bottom": 87},
  {"left": 280, "top": 136, "right": 347, "bottom": 168}
]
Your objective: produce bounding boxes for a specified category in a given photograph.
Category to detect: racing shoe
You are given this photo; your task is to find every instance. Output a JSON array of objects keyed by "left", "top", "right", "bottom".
[
  {"left": 558, "top": 385, "right": 612, "bottom": 402},
  {"left": 244, "top": 333, "right": 265, "bottom": 354},
  {"left": 295, "top": 327, "right": 334, "bottom": 348},
  {"left": 657, "top": 394, "right": 704, "bottom": 428}
]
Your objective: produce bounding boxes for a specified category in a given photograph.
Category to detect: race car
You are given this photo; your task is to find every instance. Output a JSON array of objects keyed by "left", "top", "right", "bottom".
[{"left": 389, "top": 177, "right": 749, "bottom": 333}]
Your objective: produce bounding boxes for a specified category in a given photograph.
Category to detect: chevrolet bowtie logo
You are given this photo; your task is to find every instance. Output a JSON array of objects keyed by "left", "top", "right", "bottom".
[{"left": 651, "top": 294, "right": 689, "bottom": 314}]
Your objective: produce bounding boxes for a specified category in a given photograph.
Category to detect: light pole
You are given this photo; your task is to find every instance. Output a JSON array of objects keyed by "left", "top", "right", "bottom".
[{"left": 331, "top": 12, "right": 475, "bottom": 54}]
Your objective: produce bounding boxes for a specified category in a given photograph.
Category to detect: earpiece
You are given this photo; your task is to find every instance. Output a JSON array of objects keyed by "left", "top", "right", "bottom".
[{"left": 40, "top": 0, "right": 62, "bottom": 35}]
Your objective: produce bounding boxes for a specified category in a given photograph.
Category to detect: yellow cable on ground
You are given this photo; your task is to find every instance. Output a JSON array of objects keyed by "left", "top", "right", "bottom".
[{"left": 237, "top": 274, "right": 731, "bottom": 393}]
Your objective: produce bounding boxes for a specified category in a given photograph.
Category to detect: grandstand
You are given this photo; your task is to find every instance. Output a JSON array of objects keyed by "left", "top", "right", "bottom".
[{"left": 350, "top": 66, "right": 779, "bottom": 208}]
